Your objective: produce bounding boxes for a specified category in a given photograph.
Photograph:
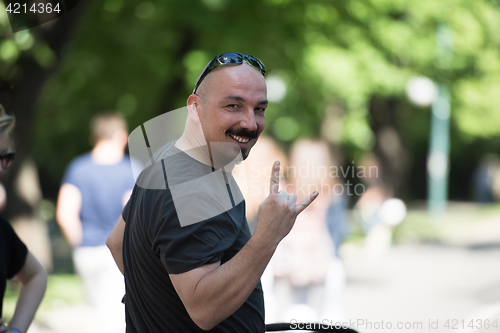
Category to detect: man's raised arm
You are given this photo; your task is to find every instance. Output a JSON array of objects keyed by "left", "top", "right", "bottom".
[{"left": 169, "top": 161, "right": 318, "bottom": 330}]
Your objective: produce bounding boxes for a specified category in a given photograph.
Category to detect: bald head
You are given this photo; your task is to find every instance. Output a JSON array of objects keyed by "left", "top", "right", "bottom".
[
  {"left": 195, "top": 62, "right": 266, "bottom": 103},
  {"left": 184, "top": 60, "right": 268, "bottom": 163}
]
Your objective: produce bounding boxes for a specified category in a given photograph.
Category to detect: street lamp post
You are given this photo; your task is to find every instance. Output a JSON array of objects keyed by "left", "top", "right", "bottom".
[
  {"left": 427, "top": 24, "right": 453, "bottom": 220},
  {"left": 427, "top": 85, "right": 451, "bottom": 218}
]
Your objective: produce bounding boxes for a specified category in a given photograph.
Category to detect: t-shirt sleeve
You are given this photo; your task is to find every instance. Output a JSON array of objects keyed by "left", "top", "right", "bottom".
[
  {"left": 61, "top": 158, "right": 81, "bottom": 188},
  {"left": 1, "top": 218, "right": 28, "bottom": 279},
  {"left": 151, "top": 193, "right": 239, "bottom": 275},
  {"left": 122, "top": 183, "right": 143, "bottom": 223}
]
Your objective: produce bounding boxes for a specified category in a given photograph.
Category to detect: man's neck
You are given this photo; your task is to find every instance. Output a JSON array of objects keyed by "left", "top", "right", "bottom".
[
  {"left": 91, "top": 141, "right": 124, "bottom": 165},
  {"left": 175, "top": 134, "right": 213, "bottom": 168}
]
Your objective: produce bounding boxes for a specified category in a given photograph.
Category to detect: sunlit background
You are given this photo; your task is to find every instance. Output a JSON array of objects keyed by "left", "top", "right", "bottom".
[{"left": 1, "top": 0, "right": 500, "bottom": 332}]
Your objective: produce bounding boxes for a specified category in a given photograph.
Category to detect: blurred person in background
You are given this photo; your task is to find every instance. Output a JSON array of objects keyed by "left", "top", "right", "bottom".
[
  {"left": 354, "top": 154, "right": 388, "bottom": 231},
  {"left": 354, "top": 153, "right": 406, "bottom": 260},
  {"left": 232, "top": 135, "right": 289, "bottom": 323},
  {"left": 472, "top": 154, "right": 500, "bottom": 203},
  {"left": 56, "top": 112, "right": 135, "bottom": 333},
  {"left": 274, "top": 139, "right": 347, "bottom": 322},
  {"left": 233, "top": 135, "right": 288, "bottom": 233},
  {"left": 0, "top": 104, "right": 47, "bottom": 333},
  {"left": 322, "top": 151, "right": 350, "bottom": 322}
]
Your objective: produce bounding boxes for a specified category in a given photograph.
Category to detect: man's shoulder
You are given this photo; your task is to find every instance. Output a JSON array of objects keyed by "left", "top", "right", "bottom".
[
  {"left": 67, "top": 152, "right": 93, "bottom": 168},
  {"left": 62, "top": 153, "right": 94, "bottom": 179},
  {"left": 134, "top": 143, "right": 209, "bottom": 191}
]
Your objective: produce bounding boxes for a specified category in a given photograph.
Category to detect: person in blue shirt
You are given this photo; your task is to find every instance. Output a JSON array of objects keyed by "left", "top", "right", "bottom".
[{"left": 56, "top": 112, "right": 136, "bottom": 333}]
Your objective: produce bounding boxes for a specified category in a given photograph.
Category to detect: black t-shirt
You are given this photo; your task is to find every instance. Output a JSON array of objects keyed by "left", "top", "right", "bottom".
[
  {"left": 122, "top": 142, "right": 265, "bottom": 333},
  {"left": 0, "top": 216, "right": 28, "bottom": 316}
]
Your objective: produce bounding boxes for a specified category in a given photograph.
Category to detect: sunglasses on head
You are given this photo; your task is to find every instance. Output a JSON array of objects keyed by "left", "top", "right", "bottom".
[
  {"left": 0, "top": 150, "right": 15, "bottom": 170},
  {"left": 193, "top": 52, "right": 266, "bottom": 94}
]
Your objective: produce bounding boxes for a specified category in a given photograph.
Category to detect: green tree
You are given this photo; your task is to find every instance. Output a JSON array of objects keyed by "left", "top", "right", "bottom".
[{"left": 2, "top": 0, "right": 500, "bottom": 206}]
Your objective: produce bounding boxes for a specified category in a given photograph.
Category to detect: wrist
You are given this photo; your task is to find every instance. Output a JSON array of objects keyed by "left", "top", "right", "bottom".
[{"left": 248, "top": 234, "right": 276, "bottom": 255}]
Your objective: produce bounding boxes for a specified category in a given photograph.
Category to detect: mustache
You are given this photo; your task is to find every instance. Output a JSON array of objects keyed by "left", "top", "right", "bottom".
[{"left": 226, "top": 128, "right": 258, "bottom": 140}]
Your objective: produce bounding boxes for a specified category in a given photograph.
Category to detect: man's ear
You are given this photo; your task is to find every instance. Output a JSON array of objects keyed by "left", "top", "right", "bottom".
[{"left": 187, "top": 94, "right": 202, "bottom": 123}]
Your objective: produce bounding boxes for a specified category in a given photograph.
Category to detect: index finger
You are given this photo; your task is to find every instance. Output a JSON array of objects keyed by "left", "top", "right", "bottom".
[
  {"left": 294, "top": 191, "right": 319, "bottom": 215},
  {"left": 269, "top": 160, "right": 280, "bottom": 196}
]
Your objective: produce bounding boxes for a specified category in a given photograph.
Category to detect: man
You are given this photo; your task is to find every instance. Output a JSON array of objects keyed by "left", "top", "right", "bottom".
[
  {"left": 56, "top": 113, "right": 135, "bottom": 332},
  {"left": 107, "top": 52, "right": 318, "bottom": 332}
]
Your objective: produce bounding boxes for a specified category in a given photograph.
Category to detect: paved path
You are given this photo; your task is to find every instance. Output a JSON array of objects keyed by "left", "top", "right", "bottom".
[{"left": 343, "top": 244, "right": 500, "bottom": 333}]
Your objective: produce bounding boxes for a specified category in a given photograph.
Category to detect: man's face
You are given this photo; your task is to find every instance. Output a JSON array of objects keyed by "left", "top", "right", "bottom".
[{"left": 196, "top": 63, "right": 267, "bottom": 162}]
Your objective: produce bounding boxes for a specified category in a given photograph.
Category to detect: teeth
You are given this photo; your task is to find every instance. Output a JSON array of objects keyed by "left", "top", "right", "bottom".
[{"left": 229, "top": 134, "right": 249, "bottom": 143}]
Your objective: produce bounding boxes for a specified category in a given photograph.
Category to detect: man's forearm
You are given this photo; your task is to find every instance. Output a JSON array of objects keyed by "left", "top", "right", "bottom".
[
  {"left": 107, "top": 217, "right": 125, "bottom": 275},
  {"left": 174, "top": 235, "right": 275, "bottom": 330},
  {"left": 58, "top": 217, "right": 83, "bottom": 248},
  {"left": 107, "top": 239, "right": 124, "bottom": 275},
  {"left": 170, "top": 161, "right": 317, "bottom": 330}
]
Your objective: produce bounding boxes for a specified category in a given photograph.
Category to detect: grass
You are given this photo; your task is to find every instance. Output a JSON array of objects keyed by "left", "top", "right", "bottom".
[
  {"left": 344, "top": 202, "right": 500, "bottom": 245},
  {"left": 393, "top": 202, "right": 500, "bottom": 244},
  {"left": 3, "top": 274, "right": 85, "bottom": 323}
]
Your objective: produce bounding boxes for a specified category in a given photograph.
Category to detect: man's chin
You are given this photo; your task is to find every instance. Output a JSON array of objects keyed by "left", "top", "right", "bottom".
[
  {"left": 241, "top": 149, "right": 250, "bottom": 161},
  {"left": 209, "top": 142, "right": 244, "bottom": 168}
]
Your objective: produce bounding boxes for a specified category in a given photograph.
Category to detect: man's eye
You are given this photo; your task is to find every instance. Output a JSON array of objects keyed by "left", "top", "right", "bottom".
[
  {"left": 227, "top": 104, "right": 239, "bottom": 109},
  {"left": 255, "top": 108, "right": 266, "bottom": 113}
]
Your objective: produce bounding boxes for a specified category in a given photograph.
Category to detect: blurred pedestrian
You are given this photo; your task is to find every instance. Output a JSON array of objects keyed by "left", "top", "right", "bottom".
[
  {"left": 233, "top": 135, "right": 288, "bottom": 232},
  {"left": 56, "top": 112, "right": 135, "bottom": 332},
  {"left": 274, "top": 139, "right": 346, "bottom": 322},
  {"left": 354, "top": 153, "right": 406, "bottom": 259},
  {"left": 232, "top": 135, "right": 289, "bottom": 323},
  {"left": 472, "top": 154, "right": 499, "bottom": 203},
  {"left": 0, "top": 104, "right": 47, "bottom": 333}
]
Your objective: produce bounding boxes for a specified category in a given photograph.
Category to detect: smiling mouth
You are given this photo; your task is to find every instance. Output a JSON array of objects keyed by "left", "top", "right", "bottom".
[{"left": 228, "top": 133, "right": 250, "bottom": 144}]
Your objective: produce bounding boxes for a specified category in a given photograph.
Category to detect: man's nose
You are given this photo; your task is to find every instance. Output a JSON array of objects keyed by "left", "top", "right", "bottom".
[{"left": 240, "top": 109, "right": 257, "bottom": 131}]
